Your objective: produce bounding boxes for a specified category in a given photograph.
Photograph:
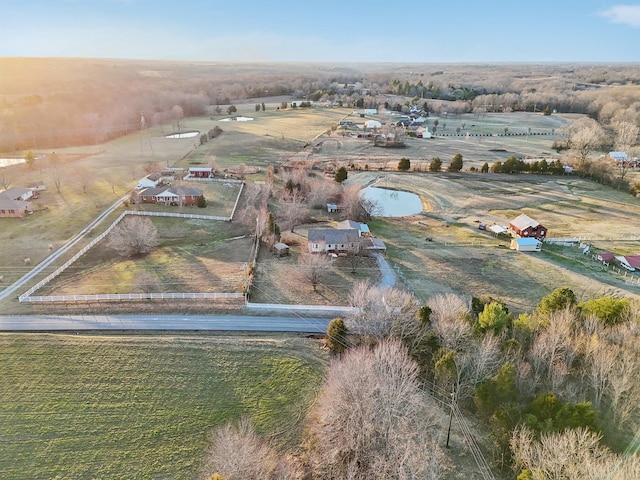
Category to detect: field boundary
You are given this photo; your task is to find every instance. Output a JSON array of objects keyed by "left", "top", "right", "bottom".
[{"left": 19, "top": 182, "right": 245, "bottom": 303}]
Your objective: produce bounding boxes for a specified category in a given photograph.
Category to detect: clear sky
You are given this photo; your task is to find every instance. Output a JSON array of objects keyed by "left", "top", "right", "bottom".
[{"left": 2, "top": 0, "right": 639, "bottom": 63}]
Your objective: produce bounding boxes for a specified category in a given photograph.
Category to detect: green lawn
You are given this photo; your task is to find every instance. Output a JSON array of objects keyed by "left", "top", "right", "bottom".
[{"left": 0, "top": 334, "right": 326, "bottom": 479}]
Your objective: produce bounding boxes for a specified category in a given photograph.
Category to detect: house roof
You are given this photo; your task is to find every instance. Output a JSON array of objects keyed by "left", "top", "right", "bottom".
[
  {"left": 188, "top": 167, "right": 213, "bottom": 172},
  {"left": 490, "top": 225, "right": 509, "bottom": 234},
  {"left": 0, "top": 192, "right": 30, "bottom": 210},
  {"left": 610, "top": 151, "right": 628, "bottom": 160},
  {"left": 597, "top": 252, "right": 615, "bottom": 261},
  {"left": 274, "top": 242, "right": 289, "bottom": 250},
  {"left": 514, "top": 237, "right": 541, "bottom": 246},
  {"left": 146, "top": 172, "right": 162, "bottom": 181},
  {"left": 622, "top": 255, "right": 640, "bottom": 268},
  {"left": 308, "top": 228, "right": 359, "bottom": 245},
  {"left": 2, "top": 187, "right": 32, "bottom": 200},
  {"left": 139, "top": 186, "right": 202, "bottom": 197},
  {"left": 337, "top": 219, "right": 370, "bottom": 233},
  {"left": 510, "top": 214, "right": 541, "bottom": 230}
]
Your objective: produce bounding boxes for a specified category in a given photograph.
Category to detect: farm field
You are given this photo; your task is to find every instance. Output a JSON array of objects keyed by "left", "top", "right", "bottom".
[
  {"left": 349, "top": 172, "right": 640, "bottom": 313},
  {"left": 37, "top": 217, "right": 252, "bottom": 296},
  {"left": 0, "top": 333, "right": 326, "bottom": 480}
]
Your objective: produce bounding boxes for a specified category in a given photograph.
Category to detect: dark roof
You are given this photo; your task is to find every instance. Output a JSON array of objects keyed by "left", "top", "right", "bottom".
[{"left": 308, "top": 228, "right": 359, "bottom": 245}]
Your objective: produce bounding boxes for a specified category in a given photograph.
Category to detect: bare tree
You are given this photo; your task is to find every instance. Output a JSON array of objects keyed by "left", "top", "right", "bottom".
[
  {"left": 51, "top": 168, "right": 62, "bottom": 193},
  {"left": 340, "top": 184, "right": 379, "bottom": 222},
  {"left": 278, "top": 190, "right": 306, "bottom": 232},
  {"left": 297, "top": 249, "right": 331, "bottom": 292},
  {"left": 201, "top": 418, "right": 276, "bottom": 480},
  {"left": 568, "top": 117, "right": 606, "bottom": 169},
  {"left": 108, "top": 216, "right": 158, "bottom": 257},
  {"left": 511, "top": 426, "right": 640, "bottom": 480},
  {"left": 0, "top": 170, "right": 10, "bottom": 189},
  {"left": 171, "top": 104, "right": 184, "bottom": 132},
  {"left": 308, "top": 340, "right": 446, "bottom": 480},
  {"left": 612, "top": 120, "right": 639, "bottom": 187},
  {"left": 347, "top": 281, "right": 418, "bottom": 339},
  {"left": 427, "top": 293, "right": 473, "bottom": 350},
  {"left": 76, "top": 168, "right": 91, "bottom": 194}
]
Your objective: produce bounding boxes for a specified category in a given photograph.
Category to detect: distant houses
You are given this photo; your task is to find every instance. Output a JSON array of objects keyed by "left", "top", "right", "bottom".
[{"left": 186, "top": 167, "right": 214, "bottom": 179}]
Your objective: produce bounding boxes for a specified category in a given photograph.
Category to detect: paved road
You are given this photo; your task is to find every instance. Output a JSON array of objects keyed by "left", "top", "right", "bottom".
[
  {"left": 0, "top": 314, "right": 330, "bottom": 332},
  {"left": 0, "top": 194, "right": 129, "bottom": 302}
]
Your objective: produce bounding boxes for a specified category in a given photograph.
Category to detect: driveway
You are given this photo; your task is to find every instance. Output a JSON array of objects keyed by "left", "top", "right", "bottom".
[{"left": 373, "top": 252, "right": 397, "bottom": 288}]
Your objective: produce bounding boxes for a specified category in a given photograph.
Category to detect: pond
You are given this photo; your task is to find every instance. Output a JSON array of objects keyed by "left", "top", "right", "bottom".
[
  {"left": 0, "top": 158, "right": 26, "bottom": 168},
  {"left": 165, "top": 131, "right": 199, "bottom": 139},
  {"left": 360, "top": 186, "right": 423, "bottom": 217}
]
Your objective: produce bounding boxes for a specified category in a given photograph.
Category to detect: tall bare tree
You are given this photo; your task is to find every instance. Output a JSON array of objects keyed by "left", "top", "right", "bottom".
[
  {"left": 308, "top": 340, "right": 446, "bottom": 479},
  {"left": 108, "top": 216, "right": 158, "bottom": 257},
  {"left": 201, "top": 418, "right": 276, "bottom": 480},
  {"left": 297, "top": 249, "right": 331, "bottom": 292},
  {"left": 568, "top": 117, "right": 606, "bottom": 169}
]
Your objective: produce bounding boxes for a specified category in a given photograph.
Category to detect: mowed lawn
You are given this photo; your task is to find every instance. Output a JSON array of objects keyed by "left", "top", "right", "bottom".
[{"left": 0, "top": 334, "right": 326, "bottom": 479}]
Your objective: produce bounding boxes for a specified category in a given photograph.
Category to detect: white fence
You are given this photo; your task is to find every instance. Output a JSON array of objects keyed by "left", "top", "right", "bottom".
[
  {"left": 22, "top": 292, "right": 244, "bottom": 303},
  {"left": 18, "top": 208, "right": 242, "bottom": 303}
]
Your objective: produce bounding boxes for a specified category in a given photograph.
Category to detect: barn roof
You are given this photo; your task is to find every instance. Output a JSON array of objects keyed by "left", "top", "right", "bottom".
[{"left": 510, "top": 214, "right": 541, "bottom": 230}]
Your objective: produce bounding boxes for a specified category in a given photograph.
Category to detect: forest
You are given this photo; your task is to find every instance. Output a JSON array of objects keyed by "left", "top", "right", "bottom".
[{"left": 2, "top": 58, "right": 640, "bottom": 152}]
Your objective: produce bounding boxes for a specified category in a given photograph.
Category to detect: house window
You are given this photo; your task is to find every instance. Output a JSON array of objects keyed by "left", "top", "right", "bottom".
[
  {"left": 0, "top": 210, "right": 5, "bottom": 214},
  {"left": 9, "top": 209, "right": 15, "bottom": 214}
]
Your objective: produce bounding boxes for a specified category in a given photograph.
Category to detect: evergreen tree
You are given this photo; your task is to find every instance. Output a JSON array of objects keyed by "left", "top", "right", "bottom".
[
  {"left": 398, "top": 158, "right": 411, "bottom": 171},
  {"left": 335, "top": 166, "right": 348, "bottom": 183},
  {"left": 197, "top": 195, "right": 207, "bottom": 208},
  {"left": 326, "top": 317, "right": 348, "bottom": 354},
  {"left": 448, "top": 153, "right": 463, "bottom": 172},
  {"left": 429, "top": 157, "right": 442, "bottom": 172}
]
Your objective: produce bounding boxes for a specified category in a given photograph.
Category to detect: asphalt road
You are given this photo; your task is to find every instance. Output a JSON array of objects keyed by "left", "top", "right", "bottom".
[{"left": 0, "top": 314, "right": 330, "bottom": 332}]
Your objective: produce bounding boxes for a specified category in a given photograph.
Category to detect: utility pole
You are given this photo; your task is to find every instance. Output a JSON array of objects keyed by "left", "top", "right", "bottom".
[{"left": 446, "top": 385, "right": 456, "bottom": 448}]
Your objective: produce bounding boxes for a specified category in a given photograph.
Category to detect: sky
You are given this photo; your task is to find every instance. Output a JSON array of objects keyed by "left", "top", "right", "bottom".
[{"left": 1, "top": 0, "right": 640, "bottom": 63}]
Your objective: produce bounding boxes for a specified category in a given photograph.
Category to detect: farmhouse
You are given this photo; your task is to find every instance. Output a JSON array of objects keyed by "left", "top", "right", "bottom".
[
  {"left": 337, "top": 219, "right": 370, "bottom": 237},
  {"left": 0, "top": 189, "right": 32, "bottom": 218},
  {"left": 133, "top": 186, "right": 203, "bottom": 206},
  {"left": 508, "top": 214, "right": 547, "bottom": 240},
  {"left": 608, "top": 151, "right": 638, "bottom": 168},
  {"left": 186, "top": 167, "right": 214, "bottom": 178},
  {"left": 308, "top": 228, "right": 360, "bottom": 254},
  {"left": 511, "top": 237, "right": 542, "bottom": 252}
]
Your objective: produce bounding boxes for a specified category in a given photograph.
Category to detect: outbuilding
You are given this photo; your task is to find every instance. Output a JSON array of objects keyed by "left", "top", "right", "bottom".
[
  {"left": 273, "top": 243, "right": 290, "bottom": 257},
  {"left": 511, "top": 237, "right": 542, "bottom": 252},
  {"left": 508, "top": 214, "right": 547, "bottom": 240}
]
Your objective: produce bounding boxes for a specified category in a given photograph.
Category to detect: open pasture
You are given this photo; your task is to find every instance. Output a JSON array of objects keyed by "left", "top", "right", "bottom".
[
  {"left": 37, "top": 217, "right": 252, "bottom": 296},
  {"left": 0, "top": 333, "right": 325, "bottom": 480},
  {"left": 352, "top": 172, "right": 640, "bottom": 312}
]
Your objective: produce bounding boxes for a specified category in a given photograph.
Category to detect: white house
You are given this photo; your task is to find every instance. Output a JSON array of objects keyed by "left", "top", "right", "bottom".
[
  {"left": 510, "top": 237, "right": 542, "bottom": 252},
  {"left": 135, "top": 173, "right": 162, "bottom": 190}
]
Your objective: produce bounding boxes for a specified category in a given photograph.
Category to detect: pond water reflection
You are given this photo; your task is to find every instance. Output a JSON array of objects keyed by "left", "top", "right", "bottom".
[{"left": 360, "top": 186, "right": 422, "bottom": 217}]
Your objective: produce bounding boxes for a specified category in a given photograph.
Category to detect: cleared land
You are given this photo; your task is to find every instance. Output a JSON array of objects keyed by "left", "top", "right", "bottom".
[{"left": 0, "top": 333, "right": 326, "bottom": 480}]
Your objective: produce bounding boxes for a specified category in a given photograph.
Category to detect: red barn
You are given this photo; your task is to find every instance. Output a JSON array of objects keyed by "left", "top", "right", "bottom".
[{"left": 508, "top": 214, "right": 547, "bottom": 240}]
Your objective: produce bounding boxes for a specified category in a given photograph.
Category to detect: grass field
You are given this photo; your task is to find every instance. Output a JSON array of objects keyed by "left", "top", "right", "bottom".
[
  {"left": 38, "top": 217, "right": 253, "bottom": 296},
  {"left": 346, "top": 172, "right": 640, "bottom": 313},
  {"left": 0, "top": 333, "right": 326, "bottom": 479}
]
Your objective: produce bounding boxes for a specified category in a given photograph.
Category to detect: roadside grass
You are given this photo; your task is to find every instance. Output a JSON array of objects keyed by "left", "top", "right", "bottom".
[
  {"left": 0, "top": 333, "right": 326, "bottom": 480},
  {"left": 38, "top": 218, "right": 252, "bottom": 296}
]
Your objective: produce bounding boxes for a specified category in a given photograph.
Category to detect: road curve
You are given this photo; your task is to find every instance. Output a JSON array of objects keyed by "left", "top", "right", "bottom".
[{"left": 0, "top": 314, "right": 330, "bottom": 333}]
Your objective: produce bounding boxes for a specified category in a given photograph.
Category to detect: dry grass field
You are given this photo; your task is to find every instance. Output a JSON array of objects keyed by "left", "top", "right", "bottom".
[
  {"left": 3, "top": 105, "right": 638, "bottom": 316},
  {"left": 348, "top": 172, "right": 640, "bottom": 313}
]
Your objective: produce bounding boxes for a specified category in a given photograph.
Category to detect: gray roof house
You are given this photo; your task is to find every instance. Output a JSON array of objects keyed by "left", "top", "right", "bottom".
[{"left": 308, "top": 228, "right": 360, "bottom": 253}]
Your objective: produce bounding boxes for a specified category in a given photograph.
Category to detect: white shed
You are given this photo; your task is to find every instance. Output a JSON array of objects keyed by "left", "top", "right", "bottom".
[{"left": 511, "top": 237, "right": 542, "bottom": 252}]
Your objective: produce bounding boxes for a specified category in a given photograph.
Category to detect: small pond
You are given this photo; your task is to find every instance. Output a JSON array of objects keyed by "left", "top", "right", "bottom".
[
  {"left": 360, "top": 186, "right": 423, "bottom": 217},
  {"left": 0, "top": 158, "right": 26, "bottom": 168},
  {"left": 165, "top": 131, "right": 199, "bottom": 139},
  {"left": 219, "top": 116, "right": 254, "bottom": 122}
]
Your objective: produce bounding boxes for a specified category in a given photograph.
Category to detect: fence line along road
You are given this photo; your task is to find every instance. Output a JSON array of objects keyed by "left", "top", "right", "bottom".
[
  {"left": 18, "top": 209, "right": 234, "bottom": 303},
  {"left": 21, "top": 292, "right": 244, "bottom": 303}
]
